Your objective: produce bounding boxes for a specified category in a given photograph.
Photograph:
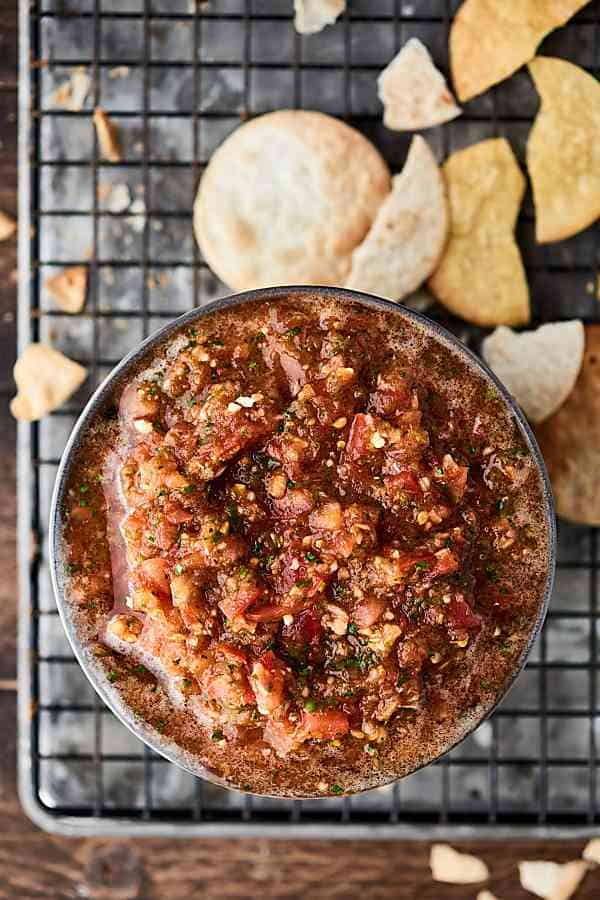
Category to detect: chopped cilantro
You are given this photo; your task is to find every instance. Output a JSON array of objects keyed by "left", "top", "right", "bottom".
[
  {"left": 79, "top": 484, "right": 89, "bottom": 494},
  {"left": 496, "top": 497, "right": 507, "bottom": 512},
  {"left": 238, "top": 565, "right": 250, "bottom": 579},
  {"left": 156, "top": 719, "right": 166, "bottom": 733},
  {"left": 485, "top": 564, "right": 499, "bottom": 582},
  {"left": 174, "top": 563, "right": 184, "bottom": 576},
  {"left": 305, "top": 551, "right": 317, "bottom": 562},
  {"left": 78, "top": 499, "right": 89, "bottom": 508},
  {"left": 285, "top": 326, "right": 302, "bottom": 337},
  {"left": 414, "top": 561, "right": 430, "bottom": 571},
  {"left": 434, "top": 467, "right": 444, "bottom": 477},
  {"left": 226, "top": 503, "right": 241, "bottom": 530},
  {"left": 107, "top": 671, "right": 119, "bottom": 683},
  {"left": 397, "top": 673, "right": 409, "bottom": 688},
  {"left": 211, "top": 728, "right": 225, "bottom": 742},
  {"left": 296, "top": 578, "right": 312, "bottom": 589},
  {"left": 330, "top": 784, "right": 344, "bottom": 795},
  {"left": 211, "top": 530, "right": 224, "bottom": 543},
  {"left": 248, "top": 360, "right": 258, "bottom": 370},
  {"left": 365, "top": 743, "right": 377, "bottom": 755},
  {"left": 132, "top": 665, "right": 146, "bottom": 676},
  {"left": 287, "top": 479, "right": 296, "bottom": 489},
  {"left": 347, "top": 622, "right": 358, "bottom": 636},
  {"left": 304, "top": 699, "right": 317, "bottom": 712},
  {"left": 64, "top": 563, "right": 79, "bottom": 575},
  {"left": 181, "top": 484, "right": 195, "bottom": 494},
  {"left": 480, "top": 678, "right": 492, "bottom": 691}
]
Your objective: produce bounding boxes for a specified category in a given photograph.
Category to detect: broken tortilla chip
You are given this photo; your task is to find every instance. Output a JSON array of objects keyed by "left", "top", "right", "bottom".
[
  {"left": 345, "top": 136, "right": 448, "bottom": 302},
  {"left": 294, "top": 0, "right": 345, "bottom": 34},
  {"left": 430, "top": 844, "right": 489, "bottom": 884},
  {"left": 428, "top": 138, "right": 529, "bottom": 327},
  {"left": 45, "top": 266, "right": 88, "bottom": 314},
  {"left": 378, "top": 38, "right": 461, "bottom": 131},
  {"left": 47, "top": 68, "right": 90, "bottom": 111},
  {"left": 582, "top": 838, "right": 600, "bottom": 865},
  {"left": 11, "top": 344, "right": 87, "bottom": 422},
  {"left": 527, "top": 56, "right": 600, "bottom": 244},
  {"left": 0, "top": 211, "right": 16, "bottom": 241},
  {"left": 482, "top": 320, "right": 584, "bottom": 425},
  {"left": 518, "top": 860, "right": 590, "bottom": 900},
  {"left": 477, "top": 893, "right": 500, "bottom": 900},
  {"left": 450, "top": 1, "right": 589, "bottom": 102},
  {"left": 536, "top": 325, "right": 600, "bottom": 526},
  {"left": 93, "top": 107, "right": 122, "bottom": 163}
]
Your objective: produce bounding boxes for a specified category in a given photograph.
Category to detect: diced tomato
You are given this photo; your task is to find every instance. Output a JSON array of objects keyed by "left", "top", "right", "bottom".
[
  {"left": 430, "top": 547, "right": 460, "bottom": 578},
  {"left": 386, "top": 470, "right": 421, "bottom": 494},
  {"left": 369, "top": 371, "right": 413, "bottom": 418},
  {"left": 263, "top": 717, "right": 301, "bottom": 757},
  {"left": 119, "top": 382, "right": 160, "bottom": 426},
  {"left": 265, "top": 433, "right": 313, "bottom": 480},
  {"left": 447, "top": 594, "right": 481, "bottom": 638},
  {"left": 345, "top": 413, "right": 379, "bottom": 461},
  {"left": 135, "top": 557, "right": 171, "bottom": 600},
  {"left": 219, "top": 569, "right": 264, "bottom": 622},
  {"left": 300, "top": 709, "right": 349, "bottom": 741},
  {"left": 353, "top": 595, "right": 386, "bottom": 628},
  {"left": 272, "top": 487, "right": 315, "bottom": 520},
  {"left": 442, "top": 454, "right": 469, "bottom": 503},
  {"left": 281, "top": 607, "right": 323, "bottom": 652}
]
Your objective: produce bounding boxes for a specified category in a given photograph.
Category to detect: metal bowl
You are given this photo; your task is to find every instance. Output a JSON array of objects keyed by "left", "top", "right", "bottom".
[{"left": 49, "top": 286, "right": 556, "bottom": 797}]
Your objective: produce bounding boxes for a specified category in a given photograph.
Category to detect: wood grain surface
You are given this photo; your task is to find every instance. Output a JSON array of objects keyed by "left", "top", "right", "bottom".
[{"left": 1, "top": 1, "right": 599, "bottom": 897}]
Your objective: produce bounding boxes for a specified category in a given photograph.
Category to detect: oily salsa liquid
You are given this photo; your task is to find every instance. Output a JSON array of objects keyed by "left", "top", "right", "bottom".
[{"left": 60, "top": 294, "right": 550, "bottom": 797}]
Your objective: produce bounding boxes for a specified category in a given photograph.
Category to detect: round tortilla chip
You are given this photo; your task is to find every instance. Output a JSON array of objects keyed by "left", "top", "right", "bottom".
[
  {"left": 193, "top": 110, "right": 391, "bottom": 292},
  {"left": 430, "top": 844, "right": 489, "bottom": 885},
  {"left": 536, "top": 325, "right": 600, "bottom": 526},
  {"left": 377, "top": 38, "right": 461, "bottom": 131},
  {"left": 10, "top": 343, "right": 87, "bottom": 422},
  {"left": 527, "top": 56, "right": 600, "bottom": 244},
  {"left": 450, "top": 0, "right": 589, "bottom": 103},
  {"left": 345, "top": 136, "right": 448, "bottom": 302},
  {"left": 482, "top": 320, "right": 584, "bottom": 424},
  {"left": 428, "top": 138, "right": 530, "bottom": 327}
]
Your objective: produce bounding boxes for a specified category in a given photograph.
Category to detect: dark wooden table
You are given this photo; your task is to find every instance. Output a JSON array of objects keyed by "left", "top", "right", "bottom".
[{"left": 1, "top": 3, "right": 598, "bottom": 897}]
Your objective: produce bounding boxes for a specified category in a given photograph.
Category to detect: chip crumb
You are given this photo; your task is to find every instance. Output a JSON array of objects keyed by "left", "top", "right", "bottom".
[
  {"left": 430, "top": 844, "right": 489, "bottom": 884},
  {"left": 0, "top": 211, "right": 16, "bottom": 241},
  {"left": 47, "top": 67, "right": 90, "bottom": 111},
  {"left": 108, "top": 65, "right": 130, "bottom": 79},
  {"left": 106, "top": 183, "right": 132, "bottom": 214},
  {"left": 378, "top": 38, "right": 461, "bottom": 131},
  {"left": 11, "top": 344, "right": 87, "bottom": 421},
  {"left": 582, "top": 838, "right": 600, "bottom": 865},
  {"left": 45, "top": 266, "right": 88, "bottom": 314},
  {"left": 294, "top": 0, "right": 345, "bottom": 34},
  {"left": 93, "top": 107, "right": 122, "bottom": 163},
  {"left": 518, "top": 860, "right": 590, "bottom": 900}
]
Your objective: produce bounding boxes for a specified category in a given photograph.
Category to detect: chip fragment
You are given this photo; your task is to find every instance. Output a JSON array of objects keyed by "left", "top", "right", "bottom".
[
  {"left": 345, "top": 136, "right": 448, "bottom": 302},
  {"left": 378, "top": 38, "right": 461, "bottom": 131},
  {"left": 93, "top": 107, "right": 122, "bottom": 163},
  {"left": 582, "top": 838, "right": 600, "bottom": 865},
  {"left": 536, "top": 326, "right": 600, "bottom": 526},
  {"left": 47, "top": 68, "right": 90, "bottom": 111},
  {"left": 428, "top": 138, "right": 529, "bottom": 327},
  {"left": 430, "top": 844, "right": 489, "bottom": 884},
  {"left": 294, "top": 0, "right": 345, "bottom": 34},
  {"left": 45, "top": 266, "right": 88, "bottom": 314},
  {"left": 518, "top": 860, "right": 590, "bottom": 900},
  {"left": 11, "top": 344, "right": 88, "bottom": 422},
  {"left": 0, "top": 211, "right": 16, "bottom": 241},
  {"left": 527, "top": 56, "right": 600, "bottom": 244},
  {"left": 450, "top": 1, "right": 589, "bottom": 102},
  {"left": 482, "top": 320, "right": 584, "bottom": 424}
]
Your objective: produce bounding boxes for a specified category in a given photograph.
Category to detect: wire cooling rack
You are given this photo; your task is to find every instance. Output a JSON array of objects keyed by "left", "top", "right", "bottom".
[{"left": 17, "top": 0, "right": 600, "bottom": 837}]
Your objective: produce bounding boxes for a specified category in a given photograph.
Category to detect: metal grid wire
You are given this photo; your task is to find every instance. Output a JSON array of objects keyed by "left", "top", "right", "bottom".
[{"left": 20, "top": 0, "right": 600, "bottom": 834}]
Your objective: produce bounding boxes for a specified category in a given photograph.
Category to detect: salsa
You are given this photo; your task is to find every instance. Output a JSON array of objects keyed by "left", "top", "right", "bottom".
[{"left": 60, "top": 294, "right": 550, "bottom": 796}]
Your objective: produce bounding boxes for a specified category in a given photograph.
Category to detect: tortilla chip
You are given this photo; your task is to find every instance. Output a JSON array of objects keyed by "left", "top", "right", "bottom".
[
  {"left": 518, "top": 860, "right": 590, "bottom": 900},
  {"left": 294, "top": 0, "right": 345, "bottom": 34},
  {"left": 477, "top": 893, "right": 500, "bottom": 900},
  {"left": 450, "top": 1, "right": 589, "bottom": 102},
  {"left": 482, "top": 320, "right": 584, "bottom": 424},
  {"left": 10, "top": 344, "right": 87, "bottom": 421},
  {"left": 0, "top": 211, "right": 16, "bottom": 241},
  {"left": 345, "top": 136, "right": 448, "bottom": 302},
  {"left": 583, "top": 839, "right": 600, "bottom": 865},
  {"left": 428, "top": 138, "right": 529, "bottom": 327},
  {"left": 93, "top": 107, "right": 122, "bottom": 163},
  {"left": 378, "top": 38, "right": 461, "bottom": 131},
  {"left": 527, "top": 57, "right": 600, "bottom": 244},
  {"left": 430, "top": 844, "right": 489, "bottom": 884},
  {"left": 45, "top": 266, "right": 88, "bottom": 314},
  {"left": 536, "top": 325, "right": 600, "bottom": 526}
]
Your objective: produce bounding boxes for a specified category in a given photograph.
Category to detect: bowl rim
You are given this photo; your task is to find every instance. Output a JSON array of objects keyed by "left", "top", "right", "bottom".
[{"left": 49, "top": 285, "right": 557, "bottom": 798}]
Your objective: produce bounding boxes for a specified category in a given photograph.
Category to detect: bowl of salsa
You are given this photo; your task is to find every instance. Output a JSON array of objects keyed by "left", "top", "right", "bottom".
[{"left": 50, "top": 287, "right": 555, "bottom": 798}]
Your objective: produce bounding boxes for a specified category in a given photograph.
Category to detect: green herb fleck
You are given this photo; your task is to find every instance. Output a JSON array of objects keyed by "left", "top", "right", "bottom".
[
  {"left": 397, "top": 673, "right": 409, "bottom": 688},
  {"left": 496, "top": 497, "right": 507, "bottom": 512},
  {"left": 181, "top": 484, "right": 195, "bottom": 494},
  {"left": 132, "top": 665, "right": 146, "bottom": 676},
  {"left": 285, "top": 326, "right": 302, "bottom": 337},
  {"left": 414, "top": 561, "right": 430, "bottom": 571},
  {"left": 347, "top": 623, "right": 358, "bottom": 636},
  {"left": 79, "top": 484, "right": 89, "bottom": 494},
  {"left": 330, "top": 784, "right": 344, "bottom": 795},
  {"left": 304, "top": 699, "right": 317, "bottom": 712},
  {"left": 305, "top": 551, "right": 317, "bottom": 562},
  {"left": 480, "top": 678, "right": 492, "bottom": 691},
  {"left": 156, "top": 719, "right": 166, "bottom": 733},
  {"left": 107, "top": 671, "right": 119, "bottom": 683},
  {"left": 211, "top": 728, "right": 225, "bottom": 742},
  {"left": 174, "top": 563, "right": 184, "bottom": 576},
  {"left": 485, "top": 564, "right": 499, "bottom": 582},
  {"left": 296, "top": 578, "right": 312, "bottom": 589},
  {"left": 211, "top": 530, "right": 224, "bottom": 543}
]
